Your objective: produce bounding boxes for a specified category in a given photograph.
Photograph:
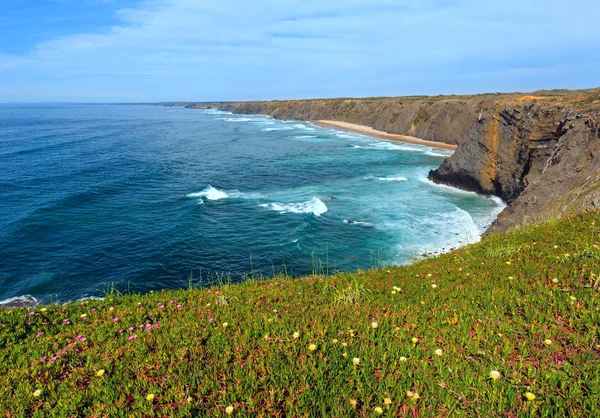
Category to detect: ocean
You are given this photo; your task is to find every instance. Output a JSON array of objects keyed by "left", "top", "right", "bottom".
[{"left": 0, "top": 104, "right": 504, "bottom": 304}]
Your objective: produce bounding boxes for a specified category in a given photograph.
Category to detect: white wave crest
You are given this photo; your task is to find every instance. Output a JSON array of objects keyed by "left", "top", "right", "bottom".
[
  {"left": 377, "top": 176, "right": 408, "bottom": 182},
  {"left": 221, "top": 117, "right": 253, "bottom": 122},
  {"left": 263, "top": 127, "right": 294, "bottom": 131},
  {"left": 292, "top": 124, "right": 316, "bottom": 131},
  {"left": 186, "top": 186, "right": 229, "bottom": 201},
  {"left": 259, "top": 197, "right": 328, "bottom": 216}
]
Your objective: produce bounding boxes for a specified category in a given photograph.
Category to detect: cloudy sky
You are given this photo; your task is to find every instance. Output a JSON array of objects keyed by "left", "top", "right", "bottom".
[{"left": 1, "top": 0, "right": 599, "bottom": 102}]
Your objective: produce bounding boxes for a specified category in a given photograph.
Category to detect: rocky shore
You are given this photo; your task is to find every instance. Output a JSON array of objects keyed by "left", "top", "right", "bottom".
[{"left": 180, "top": 88, "right": 600, "bottom": 233}]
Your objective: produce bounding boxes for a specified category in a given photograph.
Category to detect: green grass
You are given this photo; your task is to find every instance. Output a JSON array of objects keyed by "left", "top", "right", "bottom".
[{"left": 1, "top": 211, "right": 600, "bottom": 417}]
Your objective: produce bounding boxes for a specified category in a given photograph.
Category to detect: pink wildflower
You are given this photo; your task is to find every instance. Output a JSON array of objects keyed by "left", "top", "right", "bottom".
[{"left": 128, "top": 334, "right": 138, "bottom": 341}]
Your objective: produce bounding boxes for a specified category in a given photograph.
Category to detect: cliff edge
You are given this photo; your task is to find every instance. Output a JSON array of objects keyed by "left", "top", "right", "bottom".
[{"left": 182, "top": 89, "right": 600, "bottom": 233}]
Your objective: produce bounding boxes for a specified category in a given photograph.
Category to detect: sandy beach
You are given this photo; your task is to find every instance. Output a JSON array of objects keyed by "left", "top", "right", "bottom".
[{"left": 312, "top": 120, "right": 457, "bottom": 151}]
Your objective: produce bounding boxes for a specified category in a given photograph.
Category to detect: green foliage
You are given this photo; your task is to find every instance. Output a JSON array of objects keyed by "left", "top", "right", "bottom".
[{"left": 1, "top": 211, "right": 600, "bottom": 416}]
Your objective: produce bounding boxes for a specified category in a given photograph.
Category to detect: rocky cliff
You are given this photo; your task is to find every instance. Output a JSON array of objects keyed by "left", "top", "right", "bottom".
[{"left": 185, "top": 89, "right": 600, "bottom": 232}]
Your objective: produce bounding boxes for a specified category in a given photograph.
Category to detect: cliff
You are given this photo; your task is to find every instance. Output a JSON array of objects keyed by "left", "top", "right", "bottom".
[{"left": 184, "top": 89, "right": 600, "bottom": 232}]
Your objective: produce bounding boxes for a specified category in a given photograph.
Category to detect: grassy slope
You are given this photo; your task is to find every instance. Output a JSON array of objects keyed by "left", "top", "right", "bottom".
[{"left": 1, "top": 212, "right": 600, "bottom": 417}]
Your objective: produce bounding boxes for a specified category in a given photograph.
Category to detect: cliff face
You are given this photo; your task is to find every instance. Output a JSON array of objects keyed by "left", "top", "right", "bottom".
[{"left": 188, "top": 89, "right": 600, "bottom": 233}]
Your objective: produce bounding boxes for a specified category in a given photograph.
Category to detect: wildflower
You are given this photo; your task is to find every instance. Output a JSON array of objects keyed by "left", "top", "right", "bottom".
[
  {"left": 293, "top": 332, "right": 300, "bottom": 339},
  {"left": 489, "top": 370, "right": 501, "bottom": 380},
  {"left": 187, "top": 397, "right": 193, "bottom": 403},
  {"left": 374, "top": 406, "right": 383, "bottom": 415},
  {"left": 96, "top": 369, "right": 105, "bottom": 377},
  {"left": 349, "top": 399, "right": 358, "bottom": 407},
  {"left": 332, "top": 338, "right": 338, "bottom": 343},
  {"left": 128, "top": 334, "right": 138, "bottom": 341},
  {"left": 40, "top": 308, "right": 47, "bottom": 313},
  {"left": 222, "top": 322, "right": 228, "bottom": 327},
  {"left": 431, "top": 284, "right": 437, "bottom": 288},
  {"left": 391, "top": 291, "right": 396, "bottom": 295},
  {"left": 146, "top": 393, "right": 155, "bottom": 401},
  {"left": 570, "top": 296, "right": 576, "bottom": 301},
  {"left": 552, "top": 278, "right": 559, "bottom": 283},
  {"left": 371, "top": 322, "right": 378, "bottom": 329},
  {"left": 35, "top": 332, "right": 44, "bottom": 338},
  {"left": 225, "top": 405, "right": 234, "bottom": 414},
  {"left": 406, "top": 391, "right": 420, "bottom": 399},
  {"left": 434, "top": 349, "right": 443, "bottom": 356},
  {"left": 544, "top": 339, "right": 552, "bottom": 345},
  {"left": 308, "top": 343, "right": 317, "bottom": 351},
  {"left": 80, "top": 314, "right": 87, "bottom": 319},
  {"left": 109, "top": 307, "right": 114, "bottom": 312},
  {"left": 399, "top": 356, "right": 407, "bottom": 362},
  {"left": 41, "top": 356, "right": 47, "bottom": 361},
  {"left": 384, "top": 397, "right": 392, "bottom": 405},
  {"left": 411, "top": 337, "right": 418, "bottom": 343},
  {"left": 113, "top": 317, "right": 119, "bottom": 322},
  {"left": 342, "top": 352, "right": 348, "bottom": 357},
  {"left": 33, "top": 389, "right": 42, "bottom": 397},
  {"left": 352, "top": 357, "right": 360, "bottom": 365},
  {"left": 49, "top": 357, "right": 57, "bottom": 363},
  {"left": 524, "top": 392, "right": 536, "bottom": 401}
]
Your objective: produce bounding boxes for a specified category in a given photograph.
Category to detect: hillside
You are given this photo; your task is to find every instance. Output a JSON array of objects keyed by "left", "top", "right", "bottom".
[
  {"left": 182, "top": 88, "right": 600, "bottom": 233},
  {"left": 2, "top": 210, "right": 599, "bottom": 416}
]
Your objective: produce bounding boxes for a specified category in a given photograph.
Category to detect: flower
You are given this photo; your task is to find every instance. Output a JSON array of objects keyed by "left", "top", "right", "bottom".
[
  {"left": 524, "top": 392, "right": 536, "bottom": 401},
  {"left": 384, "top": 398, "right": 392, "bottom": 405},
  {"left": 434, "top": 349, "right": 443, "bottom": 356},
  {"left": 96, "top": 369, "right": 105, "bottom": 377},
  {"left": 33, "top": 389, "right": 42, "bottom": 397},
  {"left": 342, "top": 352, "right": 348, "bottom": 357},
  {"left": 308, "top": 343, "right": 317, "bottom": 351},
  {"left": 552, "top": 278, "right": 559, "bottom": 283},
  {"left": 399, "top": 356, "right": 407, "bottom": 362},
  {"left": 371, "top": 322, "right": 378, "bottom": 329},
  {"left": 225, "top": 405, "right": 234, "bottom": 414},
  {"left": 431, "top": 284, "right": 437, "bottom": 288},
  {"left": 40, "top": 308, "right": 47, "bottom": 313},
  {"left": 411, "top": 337, "right": 418, "bottom": 343},
  {"left": 489, "top": 370, "right": 501, "bottom": 380},
  {"left": 544, "top": 339, "right": 552, "bottom": 345},
  {"left": 332, "top": 338, "right": 338, "bottom": 344},
  {"left": 109, "top": 307, "right": 114, "bottom": 311},
  {"left": 293, "top": 332, "right": 300, "bottom": 339},
  {"left": 146, "top": 394, "right": 155, "bottom": 401},
  {"left": 128, "top": 334, "right": 138, "bottom": 341},
  {"left": 80, "top": 314, "right": 87, "bottom": 319},
  {"left": 406, "top": 391, "right": 420, "bottom": 399},
  {"left": 222, "top": 322, "right": 228, "bottom": 327},
  {"left": 352, "top": 357, "right": 360, "bottom": 365},
  {"left": 374, "top": 406, "right": 383, "bottom": 415}
]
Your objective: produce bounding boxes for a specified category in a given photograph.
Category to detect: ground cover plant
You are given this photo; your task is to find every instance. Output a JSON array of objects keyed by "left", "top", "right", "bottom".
[{"left": 1, "top": 211, "right": 599, "bottom": 416}]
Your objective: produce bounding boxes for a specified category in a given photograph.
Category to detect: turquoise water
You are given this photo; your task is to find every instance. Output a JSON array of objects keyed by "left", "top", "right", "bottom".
[{"left": 0, "top": 104, "right": 504, "bottom": 304}]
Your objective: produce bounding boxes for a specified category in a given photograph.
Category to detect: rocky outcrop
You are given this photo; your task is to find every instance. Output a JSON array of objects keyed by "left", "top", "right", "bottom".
[{"left": 183, "top": 89, "right": 600, "bottom": 233}]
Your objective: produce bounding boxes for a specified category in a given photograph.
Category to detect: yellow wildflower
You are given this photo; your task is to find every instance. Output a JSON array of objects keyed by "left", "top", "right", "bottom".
[
  {"left": 489, "top": 370, "right": 501, "bottom": 380},
  {"left": 33, "top": 389, "right": 42, "bottom": 397},
  {"left": 96, "top": 369, "right": 105, "bottom": 377},
  {"left": 524, "top": 392, "right": 536, "bottom": 401},
  {"left": 308, "top": 343, "right": 317, "bottom": 351},
  {"left": 374, "top": 407, "right": 383, "bottom": 415},
  {"left": 225, "top": 405, "right": 234, "bottom": 414},
  {"left": 146, "top": 393, "right": 155, "bottom": 401},
  {"left": 293, "top": 332, "right": 300, "bottom": 339}
]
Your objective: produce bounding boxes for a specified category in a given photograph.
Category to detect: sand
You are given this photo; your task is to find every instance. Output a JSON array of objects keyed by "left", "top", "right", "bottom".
[{"left": 312, "top": 120, "right": 457, "bottom": 151}]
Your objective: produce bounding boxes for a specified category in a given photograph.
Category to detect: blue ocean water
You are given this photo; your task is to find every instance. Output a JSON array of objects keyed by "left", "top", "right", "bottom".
[{"left": 0, "top": 104, "right": 504, "bottom": 304}]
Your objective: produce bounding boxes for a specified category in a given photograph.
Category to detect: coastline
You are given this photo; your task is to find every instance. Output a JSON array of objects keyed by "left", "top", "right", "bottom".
[{"left": 311, "top": 120, "right": 458, "bottom": 151}]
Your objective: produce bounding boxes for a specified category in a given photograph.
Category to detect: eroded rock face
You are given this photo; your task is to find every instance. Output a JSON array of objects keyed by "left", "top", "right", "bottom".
[{"left": 187, "top": 90, "right": 600, "bottom": 233}]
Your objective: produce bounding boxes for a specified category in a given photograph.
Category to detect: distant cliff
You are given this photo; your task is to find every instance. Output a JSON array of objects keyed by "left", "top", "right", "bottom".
[{"left": 183, "top": 89, "right": 600, "bottom": 233}]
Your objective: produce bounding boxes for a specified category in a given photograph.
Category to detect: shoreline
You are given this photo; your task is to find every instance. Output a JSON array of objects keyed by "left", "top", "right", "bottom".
[{"left": 311, "top": 120, "right": 457, "bottom": 151}]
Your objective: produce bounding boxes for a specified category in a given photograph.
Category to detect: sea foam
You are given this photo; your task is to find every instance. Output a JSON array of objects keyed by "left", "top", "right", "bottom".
[
  {"left": 187, "top": 186, "right": 229, "bottom": 201},
  {"left": 259, "top": 197, "right": 328, "bottom": 216}
]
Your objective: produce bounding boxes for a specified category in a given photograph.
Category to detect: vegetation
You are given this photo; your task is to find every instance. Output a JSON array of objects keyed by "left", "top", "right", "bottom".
[{"left": 1, "top": 211, "right": 599, "bottom": 416}]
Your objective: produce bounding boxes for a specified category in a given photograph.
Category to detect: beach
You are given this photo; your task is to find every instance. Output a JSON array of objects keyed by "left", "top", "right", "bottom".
[{"left": 312, "top": 120, "right": 457, "bottom": 151}]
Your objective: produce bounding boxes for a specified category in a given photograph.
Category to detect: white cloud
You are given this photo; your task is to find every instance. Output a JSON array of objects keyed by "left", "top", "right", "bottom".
[{"left": 1, "top": 0, "right": 599, "bottom": 101}]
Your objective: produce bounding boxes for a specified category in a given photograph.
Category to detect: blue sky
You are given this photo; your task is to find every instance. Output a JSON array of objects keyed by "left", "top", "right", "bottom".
[{"left": 1, "top": 0, "right": 599, "bottom": 102}]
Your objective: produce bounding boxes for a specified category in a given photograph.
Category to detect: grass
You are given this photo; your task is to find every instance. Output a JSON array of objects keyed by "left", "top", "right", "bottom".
[{"left": 1, "top": 211, "right": 600, "bottom": 416}]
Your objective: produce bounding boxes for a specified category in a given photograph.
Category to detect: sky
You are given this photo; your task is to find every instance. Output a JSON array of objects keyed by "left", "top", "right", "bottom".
[{"left": 1, "top": 0, "right": 599, "bottom": 102}]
